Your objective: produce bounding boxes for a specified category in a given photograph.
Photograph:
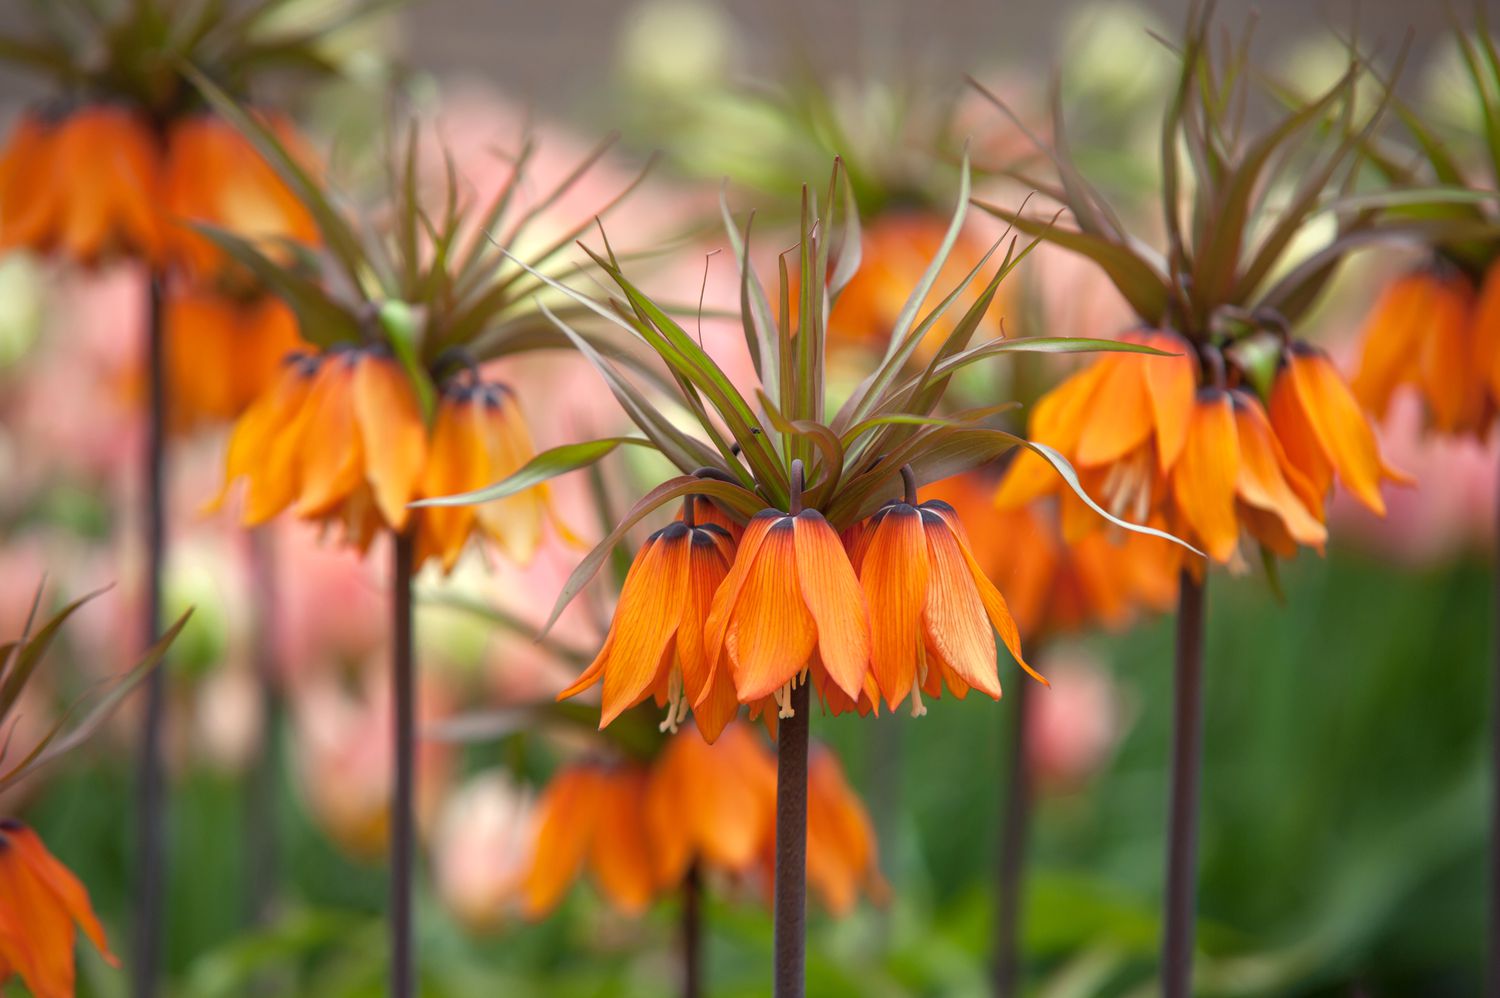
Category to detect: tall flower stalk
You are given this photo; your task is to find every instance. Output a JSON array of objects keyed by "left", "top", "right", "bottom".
[
  {"left": 196, "top": 83, "right": 648, "bottom": 995},
  {"left": 1344, "top": 14, "right": 1500, "bottom": 985},
  {"left": 423, "top": 159, "right": 1189, "bottom": 993},
  {"left": 0, "top": 2, "right": 373, "bottom": 989},
  {"left": 978, "top": 7, "right": 1450, "bottom": 991}
]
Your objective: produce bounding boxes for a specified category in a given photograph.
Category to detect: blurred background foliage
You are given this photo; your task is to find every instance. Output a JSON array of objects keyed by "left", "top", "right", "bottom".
[{"left": 0, "top": 0, "right": 1492, "bottom": 995}]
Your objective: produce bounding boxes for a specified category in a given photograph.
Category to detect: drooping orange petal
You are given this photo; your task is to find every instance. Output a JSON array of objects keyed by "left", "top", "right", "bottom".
[
  {"left": 353, "top": 355, "right": 428, "bottom": 530},
  {"left": 1140, "top": 331, "right": 1197, "bottom": 471},
  {"left": 5, "top": 824, "right": 114, "bottom": 967},
  {"left": 1288, "top": 347, "right": 1400, "bottom": 516},
  {"left": 792, "top": 509, "right": 870, "bottom": 701},
  {"left": 726, "top": 519, "right": 817, "bottom": 703},
  {"left": 859, "top": 505, "right": 928, "bottom": 710},
  {"left": 1417, "top": 273, "right": 1481, "bottom": 433},
  {"left": 474, "top": 390, "right": 547, "bottom": 565},
  {"left": 679, "top": 530, "right": 738, "bottom": 741},
  {"left": 1074, "top": 354, "right": 1153, "bottom": 467},
  {"left": 1352, "top": 273, "right": 1429, "bottom": 418},
  {"left": 212, "top": 356, "right": 317, "bottom": 523},
  {"left": 294, "top": 354, "right": 365, "bottom": 519},
  {"left": 1231, "top": 392, "right": 1326, "bottom": 550},
  {"left": 920, "top": 516, "right": 1001, "bottom": 700},
  {"left": 521, "top": 766, "right": 603, "bottom": 918},
  {"left": 0, "top": 832, "right": 77, "bottom": 998},
  {"left": 1172, "top": 390, "right": 1241, "bottom": 563},
  {"left": 0, "top": 115, "right": 62, "bottom": 252},
  {"left": 598, "top": 526, "right": 691, "bottom": 727},
  {"left": 418, "top": 391, "right": 485, "bottom": 571},
  {"left": 703, "top": 511, "right": 779, "bottom": 673},
  {"left": 587, "top": 769, "right": 657, "bottom": 914}
]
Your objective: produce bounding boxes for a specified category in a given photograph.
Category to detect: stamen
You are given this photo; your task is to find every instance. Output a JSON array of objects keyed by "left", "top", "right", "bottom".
[
  {"left": 775, "top": 681, "right": 795, "bottom": 719},
  {"left": 659, "top": 667, "right": 685, "bottom": 734},
  {"left": 913, "top": 653, "right": 930, "bottom": 718}
]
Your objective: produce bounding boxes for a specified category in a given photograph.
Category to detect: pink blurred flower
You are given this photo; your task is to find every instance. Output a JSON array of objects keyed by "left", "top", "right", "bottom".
[
  {"left": 289, "top": 666, "right": 455, "bottom": 861},
  {"left": 1025, "top": 648, "right": 1130, "bottom": 793},
  {"left": 431, "top": 770, "right": 533, "bottom": 932}
]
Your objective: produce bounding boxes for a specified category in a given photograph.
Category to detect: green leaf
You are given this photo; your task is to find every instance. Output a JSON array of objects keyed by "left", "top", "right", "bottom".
[
  {"left": 0, "top": 587, "right": 108, "bottom": 721},
  {"left": 411, "top": 437, "right": 658, "bottom": 508},
  {"left": 0, "top": 608, "right": 193, "bottom": 793},
  {"left": 973, "top": 202, "right": 1171, "bottom": 324},
  {"left": 376, "top": 299, "right": 435, "bottom": 424}
]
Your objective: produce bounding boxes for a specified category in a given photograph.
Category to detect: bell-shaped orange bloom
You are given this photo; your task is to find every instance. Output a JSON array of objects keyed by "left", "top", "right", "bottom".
[
  {"left": 1353, "top": 267, "right": 1493, "bottom": 436},
  {"left": 995, "top": 329, "right": 1196, "bottom": 537},
  {"left": 802, "top": 748, "right": 887, "bottom": 916},
  {"left": 558, "top": 513, "right": 738, "bottom": 737},
  {"left": 163, "top": 112, "right": 319, "bottom": 280},
  {"left": 1270, "top": 345, "right": 1411, "bottom": 519},
  {"left": 0, "top": 107, "right": 165, "bottom": 265},
  {"left": 415, "top": 381, "right": 551, "bottom": 571},
  {"left": 644, "top": 723, "right": 776, "bottom": 888},
  {"left": 0, "top": 820, "right": 117, "bottom": 998},
  {"left": 521, "top": 762, "right": 657, "bottom": 918},
  {"left": 214, "top": 347, "right": 427, "bottom": 543},
  {"left": 166, "top": 287, "right": 301, "bottom": 432},
  {"left": 924, "top": 474, "right": 1178, "bottom": 640},
  {"left": 849, "top": 497, "right": 1040, "bottom": 712},
  {"left": 702, "top": 508, "right": 871, "bottom": 714}
]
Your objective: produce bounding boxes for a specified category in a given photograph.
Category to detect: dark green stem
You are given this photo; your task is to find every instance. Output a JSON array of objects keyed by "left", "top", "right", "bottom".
[
  {"left": 773, "top": 678, "right": 810, "bottom": 997},
  {"left": 1162, "top": 570, "right": 1206, "bottom": 998}
]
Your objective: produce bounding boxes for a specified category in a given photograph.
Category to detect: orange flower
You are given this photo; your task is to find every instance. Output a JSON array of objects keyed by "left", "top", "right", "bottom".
[
  {"left": 415, "top": 380, "right": 551, "bottom": 571},
  {"left": 163, "top": 112, "right": 319, "bottom": 280},
  {"left": 0, "top": 820, "right": 117, "bottom": 998},
  {"left": 0, "top": 107, "right": 165, "bottom": 265},
  {"left": 802, "top": 748, "right": 886, "bottom": 916},
  {"left": 702, "top": 508, "right": 870, "bottom": 715},
  {"left": 166, "top": 287, "right": 301, "bottom": 432},
  {"left": 1270, "top": 345, "right": 1412, "bottom": 519},
  {"left": 644, "top": 723, "right": 776, "bottom": 888},
  {"left": 1353, "top": 267, "right": 1492, "bottom": 436},
  {"left": 923, "top": 473, "right": 1178, "bottom": 639},
  {"left": 216, "top": 357, "right": 555, "bottom": 572},
  {"left": 849, "top": 497, "right": 1040, "bottom": 713},
  {"left": 521, "top": 762, "right": 657, "bottom": 918},
  {"left": 214, "top": 347, "right": 427, "bottom": 546},
  {"left": 557, "top": 509, "right": 738, "bottom": 737},
  {"left": 996, "top": 332, "right": 1399, "bottom": 569},
  {"left": 995, "top": 329, "right": 1196, "bottom": 539}
]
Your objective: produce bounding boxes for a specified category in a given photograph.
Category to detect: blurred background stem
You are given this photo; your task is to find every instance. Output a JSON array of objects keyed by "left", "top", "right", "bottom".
[
  {"left": 774, "top": 678, "right": 810, "bottom": 998},
  {"left": 994, "top": 663, "right": 1032, "bottom": 997},
  {"left": 132, "top": 272, "right": 168, "bottom": 998},
  {"left": 1163, "top": 571, "right": 1206, "bottom": 998},
  {"left": 682, "top": 862, "right": 702, "bottom": 998},
  {"left": 391, "top": 533, "right": 416, "bottom": 998}
]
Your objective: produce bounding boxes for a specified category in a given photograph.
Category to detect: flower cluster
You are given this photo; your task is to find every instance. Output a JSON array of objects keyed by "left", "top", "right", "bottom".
[{"left": 522, "top": 724, "right": 881, "bottom": 918}]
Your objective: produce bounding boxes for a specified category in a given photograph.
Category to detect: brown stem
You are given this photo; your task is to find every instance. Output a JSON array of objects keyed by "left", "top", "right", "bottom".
[
  {"left": 131, "top": 274, "right": 167, "bottom": 998},
  {"left": 773, "top": 678, "right": 810, "bottom": 997},
  {"left": 390, "top": 533, "right": 417, "bottom": 998},
  {"left": 1490, "top": 449, "right": 1500, "bottom": 996},
  {"left": 1162, "top": 570, "right": 1206, "bottom": 998},
  {"left": 682, "top": 863, "right": 703, "bottom": 998},
  {"left": 244, "top": 527, "right": 278, "bottom": 927},
  {"left": 994, "top": 665, "right": 1032, "bottom": 998}
]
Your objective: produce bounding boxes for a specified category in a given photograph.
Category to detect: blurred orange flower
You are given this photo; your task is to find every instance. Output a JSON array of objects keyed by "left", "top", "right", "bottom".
[
  {"left": 1353, "top": 265, "right": 1499, "bottom": 437},
  {"left": 996, "top": 331, "right": 1401, "bottom": 572},
  {"left": 214, "top": 356, "right": 555, "bottom": 573},
  {"left": 165, "top": 287, "right": 300, "bottom": 432},
  {"left": 163, "top": 112, "right": 319, "bottom": 281},
  {"left": 0, "top": 820, "right": 117, "bottom": 998},
  {"left": 521, "top": 725, "right": 881, "bottom": 919},
  {"left": 0, "top": 107, "right": 166, "bottom": 265}
]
